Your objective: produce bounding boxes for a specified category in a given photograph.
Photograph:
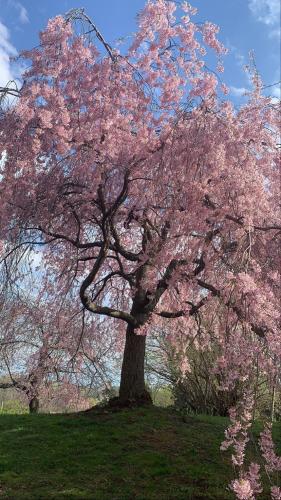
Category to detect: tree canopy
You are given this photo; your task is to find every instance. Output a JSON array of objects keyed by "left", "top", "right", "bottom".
[{"left": 0, "top": 2, "right": 280, "bottom": 497}]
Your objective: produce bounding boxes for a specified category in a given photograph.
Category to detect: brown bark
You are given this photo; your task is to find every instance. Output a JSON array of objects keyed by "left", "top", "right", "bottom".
[
  {"left": 119, "top": 324, "right": 152, "bottom": 404},
  {"left": 29, "top": 396, "right": 39, "bottom": 414}
]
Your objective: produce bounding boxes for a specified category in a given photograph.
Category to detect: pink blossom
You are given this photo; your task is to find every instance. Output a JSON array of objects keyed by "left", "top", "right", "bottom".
[
  {"left": 271, "top": 487, "right": 281, "bottom": 500},
  {"left": 259, "top": 424, "right": 281, "bottom": 473},
  {"left": 231, "top": 479, "right": 254, "bottom": 500}
]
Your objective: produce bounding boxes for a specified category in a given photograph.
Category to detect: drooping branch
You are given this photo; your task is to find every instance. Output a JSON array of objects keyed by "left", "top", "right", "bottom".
[
  {"left": 197, "top": 279, "right": 268, "bottom": 338},
  {"left": 65, "top": 8, "right": 117, "bottom": 62}
]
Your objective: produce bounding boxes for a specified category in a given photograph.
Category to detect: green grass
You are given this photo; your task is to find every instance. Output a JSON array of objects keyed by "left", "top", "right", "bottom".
[{"left": 0, "top": 407, "right": 280, "bottom": 499}]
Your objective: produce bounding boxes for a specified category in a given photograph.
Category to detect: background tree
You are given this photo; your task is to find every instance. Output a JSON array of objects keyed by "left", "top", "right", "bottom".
[{"left": 0, "top": 283, "right": 119, "bottom": 412}]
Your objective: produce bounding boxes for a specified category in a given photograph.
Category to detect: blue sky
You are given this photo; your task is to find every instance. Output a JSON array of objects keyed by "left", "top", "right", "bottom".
[{"left": 0, "top": 0, "right": 280, "bottom": 102}]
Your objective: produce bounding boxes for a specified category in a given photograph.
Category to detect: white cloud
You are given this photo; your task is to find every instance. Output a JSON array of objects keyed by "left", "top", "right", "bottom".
[
  {"left": 233, "top": 50, "right": 245, "bottom": 68},
  {"left": 271, "top": 85, "right": 281, "bottom": 99},
  {"left": 18, "top": 5, "right": 29, "bottom": 24},
  {"left": 229, "top": 86, "right": 248, "bottom": 97},
  {"left": 249, "top": 0, "right": 280, "bottom": 28},
  {"left": 0, "top": 21, "right": 17, "bottom": 87},
  {"left": 226, "top": 42, "right": 246, "bottom": 68},
  {"left": 268, "top": 27, "right": 281, "bottom": 39},
  {"left": 8, "top": 0, "right": 29, "bottom": 24}
]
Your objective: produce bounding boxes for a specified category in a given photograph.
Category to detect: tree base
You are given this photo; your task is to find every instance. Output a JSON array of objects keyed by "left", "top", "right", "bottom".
[
  {"left": 108, "top": 390, "right": 153, "bottom": 409},
  {"left": 80, "top": 390, "right": 153, "bottom": 415}
]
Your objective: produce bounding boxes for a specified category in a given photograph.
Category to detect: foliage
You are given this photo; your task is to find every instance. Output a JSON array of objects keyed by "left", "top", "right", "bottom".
[
  {"left": 0, "top": 395, "right": 27, "bottom": 414},
  {"left": 146, "top": 329, "right": 242, "bottom": 415},
  {"left": 146, "top": 330, "right": 281, "bottom": 419}
]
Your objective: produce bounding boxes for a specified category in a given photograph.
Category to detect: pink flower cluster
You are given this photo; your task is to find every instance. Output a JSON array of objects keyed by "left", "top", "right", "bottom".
[
  {"left": 231, "top": 479, "right": 254, "bottom": 500},
  {"left": 231, "top": 463, "right": 262, "bottom": 499},
  {"left": 221, "top": 395, "right": 253, "bottom": 467},
  {"left": 259, "top": 424, "right": 281, "bottom": 474}
]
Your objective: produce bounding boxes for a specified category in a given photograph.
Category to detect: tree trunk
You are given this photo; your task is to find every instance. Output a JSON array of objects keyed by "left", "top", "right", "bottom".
[
  {"left": 119, "top": 324, "right": 152, "bottom": 404},
  {"left": 29, "top": 396, "right": 39, "bottom": 414}
]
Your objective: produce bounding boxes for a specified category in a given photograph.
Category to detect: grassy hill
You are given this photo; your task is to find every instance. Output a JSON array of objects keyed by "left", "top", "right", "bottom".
[{"left": 0, "top": 407, "right": 280, "bottom": 499}]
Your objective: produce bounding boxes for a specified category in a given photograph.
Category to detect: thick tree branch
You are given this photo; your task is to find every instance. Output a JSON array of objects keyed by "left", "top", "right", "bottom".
[
  {"left": 154, "top": 259, "right": 188, "bottom": 303},
  {"left": 79, "top": 231, "right": 135, "bottom": 324},
  {"left": 156, "top": 297, "right": 208, "bottom": 319}
]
